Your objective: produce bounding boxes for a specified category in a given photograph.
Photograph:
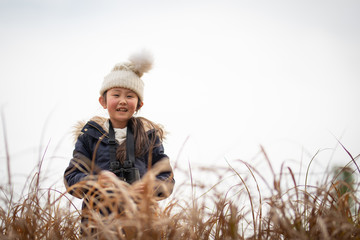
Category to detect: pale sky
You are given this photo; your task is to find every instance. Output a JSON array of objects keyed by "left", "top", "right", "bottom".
[{"left": 1, "top": 0, "right": 360, "bottom": 194}]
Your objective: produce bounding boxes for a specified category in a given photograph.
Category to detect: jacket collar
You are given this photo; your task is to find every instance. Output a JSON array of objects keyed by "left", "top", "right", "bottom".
[{"left": 73, "top": 116, "right": 158, "bottom": 143}]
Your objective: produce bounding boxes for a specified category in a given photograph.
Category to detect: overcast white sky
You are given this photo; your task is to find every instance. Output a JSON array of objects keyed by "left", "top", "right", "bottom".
[{"left": 1, "top": 0, "right": 360, "bottom": 193}]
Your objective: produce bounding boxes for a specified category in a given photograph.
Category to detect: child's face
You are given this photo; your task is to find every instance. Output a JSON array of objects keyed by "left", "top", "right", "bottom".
[{"left": 99, "top": 87, "right": 142, "bottom": 128}]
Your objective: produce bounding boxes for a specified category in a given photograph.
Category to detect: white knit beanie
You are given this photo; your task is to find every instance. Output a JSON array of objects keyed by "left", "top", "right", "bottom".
[{"left": 100, "top": 50, "right": 154, "bottom": 102}]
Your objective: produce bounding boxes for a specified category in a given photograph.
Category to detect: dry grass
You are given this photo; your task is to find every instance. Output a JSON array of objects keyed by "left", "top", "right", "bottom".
[
  {"left": 1, "top": 143, "right": 359, "bottom": 239},
  {"left": 0, "top": 174, "right": 80, "bottom": 239}
]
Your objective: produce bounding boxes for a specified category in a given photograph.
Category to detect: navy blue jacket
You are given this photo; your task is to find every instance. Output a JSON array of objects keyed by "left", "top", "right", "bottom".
[{"left": 64, "top": 117, "right": 174, "bottom": 199}]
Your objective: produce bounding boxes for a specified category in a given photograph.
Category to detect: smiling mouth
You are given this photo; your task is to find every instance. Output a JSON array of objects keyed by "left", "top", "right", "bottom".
[{"left": 116, "top": 108, "right": 128, "bottom": 112}]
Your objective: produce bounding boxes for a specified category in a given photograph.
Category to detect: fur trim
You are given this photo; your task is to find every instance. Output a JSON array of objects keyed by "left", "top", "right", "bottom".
[
  {"left": 72, "top": 120, "right": 86, "bottom": 144},
  {"left": 72, "top": 116, "right": 165, "bottom": 144},
  {"left": 90, "top": 116, "right": 108, "bottom": 127},
  {"left": 72, "top": 116, "right": 108, "bottom": 144}
]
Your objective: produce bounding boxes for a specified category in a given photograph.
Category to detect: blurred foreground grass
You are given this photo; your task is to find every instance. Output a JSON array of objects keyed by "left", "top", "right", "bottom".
[{"left": 1, "top": 145, "right": 359, "bottom": 240}]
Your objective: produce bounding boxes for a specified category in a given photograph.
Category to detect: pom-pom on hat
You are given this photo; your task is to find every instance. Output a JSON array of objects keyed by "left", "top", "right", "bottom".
[{"left": 100, "top": 50, "right": 154, "bottom": 102}]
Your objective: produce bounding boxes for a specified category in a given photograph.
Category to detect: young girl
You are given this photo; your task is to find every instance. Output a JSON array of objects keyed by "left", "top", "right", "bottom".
[{"left": 64, "top": 51, "right": 174, "bottom": 229}]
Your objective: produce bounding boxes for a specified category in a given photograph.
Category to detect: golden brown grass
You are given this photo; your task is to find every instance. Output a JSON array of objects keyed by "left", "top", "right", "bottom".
[
  {"left": 1, "top": 144, "right": 359, "bottom": 239},
  {"left": 0, "top": 174, "right": 80, "bottom": 239}
]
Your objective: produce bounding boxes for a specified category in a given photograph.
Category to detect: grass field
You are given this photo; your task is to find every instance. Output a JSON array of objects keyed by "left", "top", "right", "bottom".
[{"left": 1, "top": 142, "right": 359, "bottom": 239}]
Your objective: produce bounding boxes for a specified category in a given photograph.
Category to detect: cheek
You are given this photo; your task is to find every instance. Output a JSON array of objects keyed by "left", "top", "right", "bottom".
[
  {"left": 107, "top": 100, "right": 118, "bottom": 109},
  {"left": 129, "top": 100, "right": 139, "bottom": 109}
]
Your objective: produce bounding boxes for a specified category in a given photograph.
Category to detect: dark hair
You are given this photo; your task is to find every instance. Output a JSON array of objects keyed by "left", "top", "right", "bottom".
[{"left": 116, "top": 117, "right": 165, "bottom": 163}]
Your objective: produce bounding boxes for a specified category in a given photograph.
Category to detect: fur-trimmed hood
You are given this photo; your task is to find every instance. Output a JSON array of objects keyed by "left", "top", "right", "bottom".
[{"left": 72, "top": 116, "right": 165, "bottom": 144}]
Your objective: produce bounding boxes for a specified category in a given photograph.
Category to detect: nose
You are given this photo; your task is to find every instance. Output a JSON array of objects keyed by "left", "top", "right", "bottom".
[{"left": 119, "top": 97, "right": 126, "bottom": 105}]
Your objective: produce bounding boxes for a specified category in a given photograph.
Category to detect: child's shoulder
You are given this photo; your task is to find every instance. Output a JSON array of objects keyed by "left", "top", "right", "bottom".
[
  {"left": 72, "top": 116, "right": 108, "bottom": 143},
  {"left": 136, "top": 117, "right": 166, "bottom": 140}
]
